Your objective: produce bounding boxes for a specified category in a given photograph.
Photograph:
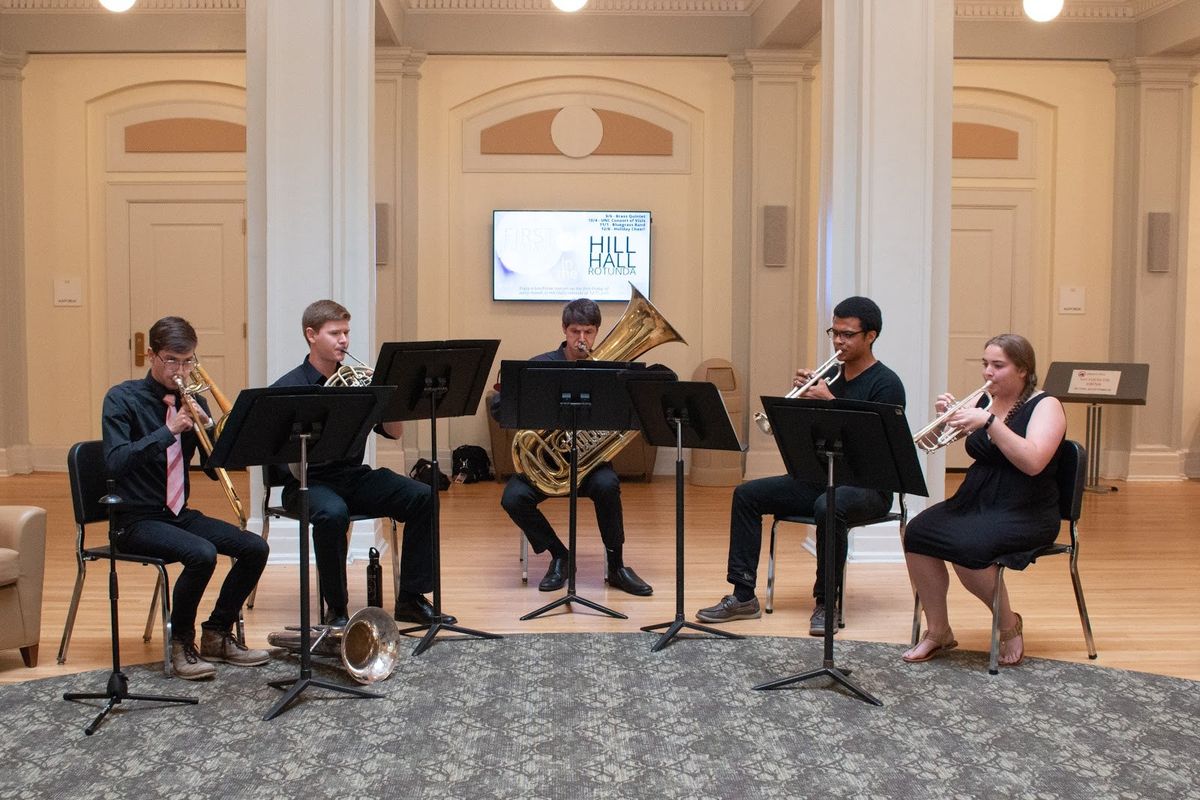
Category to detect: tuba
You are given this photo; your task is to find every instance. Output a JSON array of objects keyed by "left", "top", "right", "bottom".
[
  {"left": 267, "top": 606, "right": 402, "bottom": 684},
  {"left": 173, "top": 363, "right": 247, "bottom": 528},
  {"left": 912, "top": 381, "right": 994, "bottom": 453},
  {"left": 511, "top": 283, "right": 686, "bottom": 496}
]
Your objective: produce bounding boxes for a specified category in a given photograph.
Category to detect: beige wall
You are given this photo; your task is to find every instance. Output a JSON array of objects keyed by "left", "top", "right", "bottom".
[
  {"left": 408, "top": 55, "right": 736, "bottom": 454},
  {"left": 21, "top": 54, "right": 245, "bottom": 470},
  {"left": 1188, "top": 84, "right": 1200, "bottom": 477},
  {"left": 953, "top": 60, "right": 1120, "bottom": 448}
]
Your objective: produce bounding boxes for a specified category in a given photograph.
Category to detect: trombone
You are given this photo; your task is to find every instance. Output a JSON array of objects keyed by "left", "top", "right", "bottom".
[
  {"left": 913, "top": 381, "right": 994, "bottom": 453},
  {"left": 752, "top": 350, "right": 845, "bottom": 436},
  {"left": 172, "top": 363, "right": 247, "bottom": 528}
]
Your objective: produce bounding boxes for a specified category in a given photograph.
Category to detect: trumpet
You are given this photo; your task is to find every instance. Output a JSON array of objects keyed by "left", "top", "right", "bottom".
[
  {"left": 324, "top": 350, "right": 374, "bottom": 387},
  {"left": 173, "top": 366, "right": 247, "bottom": 528},
  {"left": 753, "top": 350, "right": 845, "bottom": 436},
  {"left": 913, "top": 381, "right": 994, "bottom": 453}
]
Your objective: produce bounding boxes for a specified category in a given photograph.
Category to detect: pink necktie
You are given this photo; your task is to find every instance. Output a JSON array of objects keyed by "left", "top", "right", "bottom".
[{"left": 164, "top": 395, "right": 185, "bottom": 515}]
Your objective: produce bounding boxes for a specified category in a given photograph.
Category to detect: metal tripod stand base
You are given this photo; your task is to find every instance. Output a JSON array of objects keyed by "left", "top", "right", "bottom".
[
  {"left": 641, "top": 615, "right": 743, "bottom": 652},
  {"left": 752, "top": 663, "right": 883, "bottom": 706},
  {"left": 64, "top": 669, "right": 197, "bottom": 736},
  {"left": 263, "top": 675, "right": 380, "bottom": 721},
  {"left": 521, "top": 592, "right": 627, "bottom": 621},
  {"left": 397, "top": 620, "right": 504, "bottom": 657}
]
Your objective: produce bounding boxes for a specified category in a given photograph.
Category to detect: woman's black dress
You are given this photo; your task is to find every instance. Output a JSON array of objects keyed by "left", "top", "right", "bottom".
[{"left": 904, "top": 392, "right": 1062, "bottom": 570}]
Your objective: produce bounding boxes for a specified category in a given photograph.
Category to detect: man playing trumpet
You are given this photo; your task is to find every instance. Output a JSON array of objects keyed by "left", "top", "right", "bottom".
[
  {"left": 102, "top": 316, "right": 271, "bottom": 680},
  {"left": 697, "top": 296, "right": 906, "bottom": 632},
  {"left": 271, "top": 300, "right": 453, "bottom": 629}
]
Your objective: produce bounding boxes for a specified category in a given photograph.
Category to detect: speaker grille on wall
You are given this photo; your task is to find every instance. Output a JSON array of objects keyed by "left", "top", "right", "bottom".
[
  {"left": 762, "top": 205, "right": 788, "bottom": 268},
  {"left": 1147, "top": 211, "right": 1171, "bottom": 273},
  {"left": 375, "top": 203, "right": 389, "bottom": 266}
]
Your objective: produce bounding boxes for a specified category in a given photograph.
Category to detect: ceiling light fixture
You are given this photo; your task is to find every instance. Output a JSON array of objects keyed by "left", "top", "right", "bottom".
[
  {"left": 552, "top": 0, "right": 588, "bottom": 11},
  {"left": 1022, "top": 0, "right": 1063, "bottom": 22},
  {"left": 99, "top": 0, "right": 137, "bottom": 11}
]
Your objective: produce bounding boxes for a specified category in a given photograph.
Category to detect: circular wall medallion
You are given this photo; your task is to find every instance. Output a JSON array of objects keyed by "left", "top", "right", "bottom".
[{"left": 550, "top": 106, "right": 603, "bottom": 158}]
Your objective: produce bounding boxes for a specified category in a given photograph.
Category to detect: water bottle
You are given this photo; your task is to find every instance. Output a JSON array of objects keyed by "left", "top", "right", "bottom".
[{"left": 366, "top": 547, "right": 383, "bottom": 608}]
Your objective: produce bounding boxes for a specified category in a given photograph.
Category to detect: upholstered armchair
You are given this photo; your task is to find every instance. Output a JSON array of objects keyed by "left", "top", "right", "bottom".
[{"left": 0, "top": 506, "right": 47, "bottom": 668}]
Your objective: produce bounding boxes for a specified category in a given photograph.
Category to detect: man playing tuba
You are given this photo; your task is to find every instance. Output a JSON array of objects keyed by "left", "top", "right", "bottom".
[{"left": 493, "top": 298, "right": 653, "bottom": 596}]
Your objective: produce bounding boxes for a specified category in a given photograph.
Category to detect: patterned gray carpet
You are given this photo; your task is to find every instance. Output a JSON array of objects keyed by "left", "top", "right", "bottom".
[{"left": 2, "top": 633, "right": 1198, "bottom": 799}]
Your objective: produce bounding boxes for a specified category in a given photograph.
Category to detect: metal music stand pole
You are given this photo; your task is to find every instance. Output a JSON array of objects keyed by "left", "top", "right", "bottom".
[
  {"left": 628, "top": 380, "right": 745, "bottom": 651},
  {"left": 63, "top": 481, "right": 196, "bottom": 736},
  {"left": 264, "top": 427, "right": 381, "bottom": 720}
]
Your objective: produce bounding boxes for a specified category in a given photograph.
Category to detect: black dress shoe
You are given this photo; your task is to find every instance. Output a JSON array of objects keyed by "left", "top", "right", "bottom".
[
  {"left": 538, "top": 557, "right": 569, "bottom": 592},
  {"left": 606, "top": 565, "right": 653, "bottom": 596},
  {"left": 394, "top": 595, "right": 458, "bottom": 626},
  {"left": 322, "top": 609, "right": 350, "bottom": 629}
]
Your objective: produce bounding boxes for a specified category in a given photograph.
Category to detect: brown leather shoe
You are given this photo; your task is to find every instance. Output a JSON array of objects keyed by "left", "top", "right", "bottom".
[
  {"left": 170, "top": 639, "right": 216, "bottom": 680},
  {"left": 200, "top": 628, "right": 271, "bottom": 667}
]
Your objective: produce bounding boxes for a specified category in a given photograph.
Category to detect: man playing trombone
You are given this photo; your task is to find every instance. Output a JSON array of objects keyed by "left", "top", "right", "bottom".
[
  {"left": 270, "top": 299, "right": 453, "bottom": 629},
  {"left": 697, "top": 297, "right": 905, "bottom": 633},
  {"left": 102, "top": 316, "right": 271, "bottom": 679}
]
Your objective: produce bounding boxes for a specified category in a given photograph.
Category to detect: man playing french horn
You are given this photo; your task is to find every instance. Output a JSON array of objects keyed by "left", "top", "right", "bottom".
[
  {"left": 270, "top": 299, "right": 455, "bottom": 629},
  {"left": 697, "top": 296, "right": 906, "bottom": 634},
  {"left": 495, "top": 298, "right": 654, "bottom": 596},
  {"left": 102, "top": 316, "right": 271, "bottom": 679}
]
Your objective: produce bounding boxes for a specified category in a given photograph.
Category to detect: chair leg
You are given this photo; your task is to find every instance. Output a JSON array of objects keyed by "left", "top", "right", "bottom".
[
  {"left": 56, "top": 556, "right": 88, "bottom": 664},
  {"left": 988, "top": 566, "right": 1006, "bottom": 675},
  {"left": 154, "top": 564, "right": 173, "bottom": 677},
  {"left": 520, "top": 534, "right": 528, "bottom": 583},
  {"left": 1069, "top": 544, "right": 1098, "bottom": 659},
  {"left": 910, "top": 593, "right": 923, "bottom": 647},
  {"left": 248, "top": 513, "right": 271, "bottom": 609},
  {"left": 766, "top": 519, "right": 779, "bottom": 614},
  {"left": 145, "top": 570, "right": 163, "bottom": 642},
  {"left": 20, "top": 644, "right": 38, "bottom": 668},
  {"left": 388, "top": 519, "right": 400, "bottom": 607}
]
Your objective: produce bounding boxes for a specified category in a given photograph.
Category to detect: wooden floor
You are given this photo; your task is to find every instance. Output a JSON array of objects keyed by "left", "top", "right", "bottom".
[{"left": 2, "top": 469, "right": 1198, "bottom": 684}]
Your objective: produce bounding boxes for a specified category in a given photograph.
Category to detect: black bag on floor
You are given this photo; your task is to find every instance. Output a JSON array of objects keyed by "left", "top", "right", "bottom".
[
  {"left": 409, "top": 458, "right": 450, "bottom": 491},
  {"left": 451, "top": 445, "right": 493, "bottom": 484}
]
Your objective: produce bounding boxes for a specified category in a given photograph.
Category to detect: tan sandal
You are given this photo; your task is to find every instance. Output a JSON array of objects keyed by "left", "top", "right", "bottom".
[
  {"left": 998, "top": 612, "right": 1024, "bottom": 667},
  {"left": 902, "top": 629, "right": 958, "bottom": 663}
]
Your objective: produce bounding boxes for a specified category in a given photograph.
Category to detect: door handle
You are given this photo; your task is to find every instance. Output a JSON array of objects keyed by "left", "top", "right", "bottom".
[{"left": 134, "top": 332, "right": 145, "bottom": 366}]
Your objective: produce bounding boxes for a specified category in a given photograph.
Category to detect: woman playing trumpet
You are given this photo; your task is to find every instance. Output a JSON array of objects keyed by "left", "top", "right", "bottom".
[{"left": 902, "top": 333, "right": 1066, "bottom": 666}]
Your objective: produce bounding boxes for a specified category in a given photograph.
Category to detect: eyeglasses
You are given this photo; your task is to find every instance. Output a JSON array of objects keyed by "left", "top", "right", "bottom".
[
  {"left": 825, "top": 328, "right": 865, "bottom": 342},
  {"left": 153, "top": 354, "right": 198, "bottom": 371}
]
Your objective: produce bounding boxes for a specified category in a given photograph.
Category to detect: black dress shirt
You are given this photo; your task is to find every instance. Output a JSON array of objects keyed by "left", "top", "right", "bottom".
[{"left": 102, "top": 373, "right": 214, "bottom": 517}]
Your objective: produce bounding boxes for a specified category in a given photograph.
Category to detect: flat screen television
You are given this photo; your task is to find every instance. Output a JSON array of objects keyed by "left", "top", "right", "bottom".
[{"left": 492, "top": 210, "right": 651, "bottom": 302}]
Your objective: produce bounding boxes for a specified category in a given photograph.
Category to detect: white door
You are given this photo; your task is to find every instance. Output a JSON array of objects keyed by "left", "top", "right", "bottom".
[
  {"left": 947, "top": 191, "right": 1031, "bottom": 468},
  {"left": 124, "top": 199, "right": 247, "bottom": 413}
]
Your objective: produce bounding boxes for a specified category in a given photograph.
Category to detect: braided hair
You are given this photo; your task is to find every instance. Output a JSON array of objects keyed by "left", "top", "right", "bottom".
[{"left": 985, "top": 333, "right": 1038, "bottom": 424}]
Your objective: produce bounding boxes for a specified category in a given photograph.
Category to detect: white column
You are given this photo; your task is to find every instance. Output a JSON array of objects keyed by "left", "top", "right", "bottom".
[
  {"left": 0, "top": 52, "right": 31, "bottom": 477},
  {"left": 729, "top": 51, "right": 819, "bottom": 480},
  {"left": 246, "top": 0, "right": 376, "bottom": 561},
  {"left": 819, "top": 0, "right": 954, "bottom": 561},
  {"left": 1106, "top": 58, "right": 1195, "bottom": 481}
]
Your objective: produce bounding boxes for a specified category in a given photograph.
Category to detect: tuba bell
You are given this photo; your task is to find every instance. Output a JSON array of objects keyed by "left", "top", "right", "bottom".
[
  {"left": 511, "top": 283, "right": 686, "bottom": 496},
  {"left": 267, "top": 606, "right": 402, "bottom": 684}
]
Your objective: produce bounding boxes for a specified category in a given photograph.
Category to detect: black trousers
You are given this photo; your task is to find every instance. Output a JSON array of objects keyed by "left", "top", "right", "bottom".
[
  {"left": 726, "top": 474, "right": 891, "bottom": 604},
  {"left": 284, "top": 466, "right": 432, "bottom": 614},
  {"left": 119, "top": 508, "right": 269, "bottom": 642},
  {"left": 500, "top": 464, "right": 624, "bottom": 558}
]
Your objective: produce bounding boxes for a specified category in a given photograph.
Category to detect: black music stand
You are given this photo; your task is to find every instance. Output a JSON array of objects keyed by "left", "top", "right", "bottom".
[
  {"left": 627, "top": 380, "right": 746, "bottom": 651},
  {"left": 753, "top": 397, "right": 926, "bottom": 705},
  {"left": 63, "top": 481, "right": 197, "bottom": 736},
  {"left": 498, "top": 359, "right": 644, "bottom": 621},
  {"left": 207, "top": 384, "right": 393, "bottom": 721},
  {"left": 371, "top": 339, "right": 502, "bottom": 656}
]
